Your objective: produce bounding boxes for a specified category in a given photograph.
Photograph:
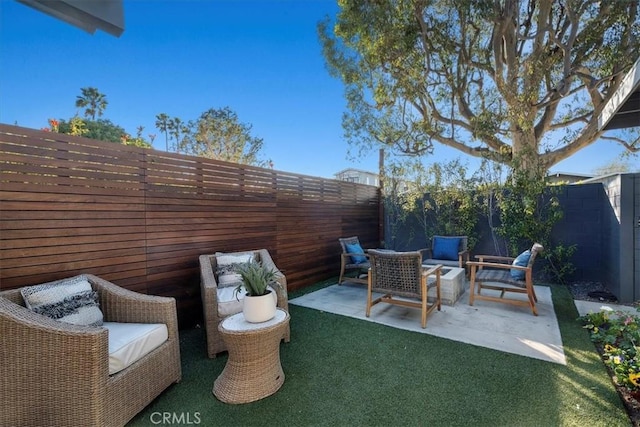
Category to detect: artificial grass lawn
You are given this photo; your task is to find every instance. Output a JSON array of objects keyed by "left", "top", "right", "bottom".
[{"left": 128, "top": 283, "right": 630, "bottom": 426}]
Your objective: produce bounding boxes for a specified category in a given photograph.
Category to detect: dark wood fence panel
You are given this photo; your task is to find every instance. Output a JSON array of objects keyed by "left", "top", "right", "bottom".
[
  {"left": 1, "top": 128, "right": 148, "bottom": 292},
  {"left": 0, "top": 125, "right": 380, "bottom": 327}
]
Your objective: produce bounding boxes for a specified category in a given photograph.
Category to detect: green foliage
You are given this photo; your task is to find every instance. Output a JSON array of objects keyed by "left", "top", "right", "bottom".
[
  {"left": 384, "top": 152, "right": 576, "bottom": 284},
  {"left": 383, "top": 158, "right": 480, "bottom": 249},
  {"left": 54, "top": 117, "right": 151, "bottom": 148},
  {"left": 155, "top": 113, "right": 171, "bottom": 151},
  {"left": 120, "top": 126, "right": 152, "bottom": 149},
  {"left": 593, "top": 157, "right": 639, "bottom": 176},
  {"left": 81, "top": 119, "right": 127, "bottom": 143},
  {"left": 495, "top": 158, "right": 562, "bottom": 255},
  {"left": 580, "top": 308, "right": 640, "bottom": 391},
  {"left": 49, "top": 87, "right": 152, "bottom": 148},
  {"left": 381, "top": 162, "right": 413, "bottom": 248},
  {"left": 75, "top": 87, "right": 108, "bottom": 121},
  {"left": 487, "top": 154, "right": 576, "bottom": 284},
  {"left": 178, "top": 107, "right": 269, "bottom": 167},
  {"left": 66, "top": 116, "right": 87, "bottom": 137},
  {"left": 233, "top": 261, "right": 278, "bottom": 297},
  {"left": 167, "top": 117, "right": 188, "bottom": 153},
  {"left": 319, "top": 0, "right": 640, "bottom": 175},
  {"left": 543, "top": 243, "right": 577, "bottom": 285}
]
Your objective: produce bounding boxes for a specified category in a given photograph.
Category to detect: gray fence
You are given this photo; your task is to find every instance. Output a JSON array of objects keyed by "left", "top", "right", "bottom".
[{"left": 384, "top": 174, "right": 640, "bottom": 303}]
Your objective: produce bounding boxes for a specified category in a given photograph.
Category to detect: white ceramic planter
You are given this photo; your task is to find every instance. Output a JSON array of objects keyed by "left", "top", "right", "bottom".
[{"left": 243, "top": 291, "right": 277, "bottom": 323}]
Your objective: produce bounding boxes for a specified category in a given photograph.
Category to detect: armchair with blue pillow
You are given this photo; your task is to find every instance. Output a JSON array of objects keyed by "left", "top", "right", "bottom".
[
  {"left": 467, "top": 243, "right": 544, "bottom": 315},
  {"left": 422, "top": 235, "right": 470, "bottom": 272},
  {"left": 338, "top": 236, "right": 371, "bottom": 285}
]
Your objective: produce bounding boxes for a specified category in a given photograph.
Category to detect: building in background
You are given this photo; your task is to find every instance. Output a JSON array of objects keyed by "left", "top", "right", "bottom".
[
  {"left": 547, "top": 172, "right": 594, "bottom": 184},
  {"left": 334, "top": 168, "right": 379, "bottom": 186}
]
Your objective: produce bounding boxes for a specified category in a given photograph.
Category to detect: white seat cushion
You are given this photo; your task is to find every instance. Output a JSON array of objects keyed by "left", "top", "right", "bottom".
[
  {"left": 103, "top": 322, "right": 168, "bottom": 375},
  {"left": 217, "top": 285, "right": 277, "bottom": 317}
]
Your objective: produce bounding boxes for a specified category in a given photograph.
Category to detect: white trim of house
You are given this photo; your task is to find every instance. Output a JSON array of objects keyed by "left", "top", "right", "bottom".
[
  {"left": 598, "top": 57, "right": 640, "bottom": 131},
  {"left": 17, "top": 0, "right": 125, "bottom": 37}
]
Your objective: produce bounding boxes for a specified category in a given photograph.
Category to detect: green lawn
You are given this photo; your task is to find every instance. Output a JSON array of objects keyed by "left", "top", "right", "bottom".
[{"left": 128, "top": 283, "right": 630, "bottom": 427}]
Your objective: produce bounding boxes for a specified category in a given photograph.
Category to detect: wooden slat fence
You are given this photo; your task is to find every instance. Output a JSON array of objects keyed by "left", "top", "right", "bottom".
[{"left": 0, "top": 124, "right": 380, "bottom": 327}]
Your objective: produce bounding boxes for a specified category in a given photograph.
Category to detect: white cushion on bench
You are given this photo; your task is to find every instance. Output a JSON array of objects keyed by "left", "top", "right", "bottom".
[{"left": 103, "top": 322, "right": 168, "bottom": 375}]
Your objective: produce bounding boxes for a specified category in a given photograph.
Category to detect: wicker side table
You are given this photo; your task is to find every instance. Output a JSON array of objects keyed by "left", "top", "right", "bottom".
[{"left": 213, "top": 308, "right": 290, "bottom": 404}]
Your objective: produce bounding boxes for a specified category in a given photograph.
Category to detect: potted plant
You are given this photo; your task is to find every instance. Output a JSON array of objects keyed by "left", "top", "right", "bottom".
[{"left": 234, "top": 261, "right": 279, "bottom": 323}]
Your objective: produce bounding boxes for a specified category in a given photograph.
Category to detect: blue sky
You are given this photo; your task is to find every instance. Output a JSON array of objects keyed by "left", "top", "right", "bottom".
[{"left": 0, "top": 0, "right": 634, "bottom": 179}]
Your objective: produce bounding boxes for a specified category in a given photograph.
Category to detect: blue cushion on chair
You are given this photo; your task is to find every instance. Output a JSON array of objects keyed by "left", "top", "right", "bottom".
[
  {"left": 345, "top": 242, "right": 367, "bottom": 264},
  {"left": 510, "top": 250, "right": 531, "bottom": 280},
  {"left": 432, "top": 237, "right": 460, "bottom": 261}
]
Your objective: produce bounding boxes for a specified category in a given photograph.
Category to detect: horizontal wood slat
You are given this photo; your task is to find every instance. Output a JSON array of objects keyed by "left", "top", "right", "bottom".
[{"left": 0, "top": 124, "right": 380, "bottom": 327}]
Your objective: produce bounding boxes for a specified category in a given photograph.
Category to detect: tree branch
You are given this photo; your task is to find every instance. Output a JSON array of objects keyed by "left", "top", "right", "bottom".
[
  {"left": 548, "top": 112, "right": 592, "bottom": 130},
  {"left": 600, "top": 135, "right": 640, "bottom": 153}
]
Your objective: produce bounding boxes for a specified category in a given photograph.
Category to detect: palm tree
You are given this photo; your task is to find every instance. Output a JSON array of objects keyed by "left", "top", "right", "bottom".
[
  {"left": 75, "top": 87, "right": 107, "bottom": 121},
  {"left": 155, "top": 113, "right": 170, "bottom": 151},
  {"left": 167, "top": 117, "right": 186, "bottom": 153}
]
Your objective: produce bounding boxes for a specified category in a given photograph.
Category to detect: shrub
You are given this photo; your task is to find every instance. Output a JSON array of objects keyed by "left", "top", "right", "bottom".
[{"left": 579, "top": 308, "right": 640, "bottom": 391}]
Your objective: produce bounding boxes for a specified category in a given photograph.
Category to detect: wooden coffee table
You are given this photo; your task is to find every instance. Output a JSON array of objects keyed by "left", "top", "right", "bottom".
[{"left": 213, "top": 309, "right": 290, "bottom": 404}]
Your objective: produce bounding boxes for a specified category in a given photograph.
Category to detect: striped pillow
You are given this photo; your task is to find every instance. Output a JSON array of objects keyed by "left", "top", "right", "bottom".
[
  {"left": 21, "top": 275, "right": 104, "bottom": 326},
  {"left": 215, "top": 253, "right": 254, "bottom": 288}
]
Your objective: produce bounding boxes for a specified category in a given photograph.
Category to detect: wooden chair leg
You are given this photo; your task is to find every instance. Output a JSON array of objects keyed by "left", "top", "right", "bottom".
[
  {"left": 435, "top": 274, "right": 441, "bottom": 311},
  {"left": 469, "top": 267, "right": 476, "bottom": 306},
  {"left": 365, "top": 276, "right": 373, "bottom": 317},
  {"left": 338, "top": 261, "right": 346, "bottom": 285},
  {"left": 526, "top": 281, "right": 538, "bottom": 315},
  {"left": 527, "top": 291, "right": 538, "bottom": 315}
]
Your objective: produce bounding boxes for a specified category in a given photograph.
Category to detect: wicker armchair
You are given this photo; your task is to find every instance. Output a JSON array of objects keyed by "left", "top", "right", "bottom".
[
  {"left": 467, "top": 243, "right": 544, "bottom": 315},
  {"left": 338, "top": 236, "right": 371, "bottom": 285},
  {"left": 0, "top": 274, "right": 182, "bottom": 427},
  {"left": 366, "top": 249, "right": 442, "bottom": 328},
  {"left": 200, "top": 249, "right": 290, "bottom": 358}
]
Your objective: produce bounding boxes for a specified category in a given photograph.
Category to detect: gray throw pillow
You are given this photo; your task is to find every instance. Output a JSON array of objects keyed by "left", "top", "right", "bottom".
[
  {"left": 215, "top": 253, "right": 254, "bottom": 288},
  {"left": 21, "top": 275, "right": 104, "bottom": 326}
]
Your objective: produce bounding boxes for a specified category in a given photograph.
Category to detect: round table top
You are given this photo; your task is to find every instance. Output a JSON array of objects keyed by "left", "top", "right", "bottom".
[{"left": 221, "top": 308, "right": 288, "bottom": 333}]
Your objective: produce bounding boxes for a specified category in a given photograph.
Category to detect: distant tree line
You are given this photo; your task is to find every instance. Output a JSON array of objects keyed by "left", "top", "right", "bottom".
[{"left": 44, "top": 87, "right": 271, "bottom": 167}]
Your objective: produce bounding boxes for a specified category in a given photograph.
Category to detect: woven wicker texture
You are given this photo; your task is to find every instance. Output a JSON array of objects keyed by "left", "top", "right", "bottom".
[
  {"left": 366, "top": 250, "right": 442, "bottom": 328},
  {"left": 200, "top": 249, "right": 290, "bottom": 358},
  {"left": 0, "top": 274, "right": 182, "bottom": 427},
  {"left": 369, "top": 250, "right": 425, "bottom": 298},
  {"left": 213, "top": 310, "right": 290, "bottom": 404}
]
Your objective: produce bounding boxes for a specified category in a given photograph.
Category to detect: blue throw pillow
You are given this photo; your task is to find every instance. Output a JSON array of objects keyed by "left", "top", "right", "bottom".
[
  {"left": 510, "top": 250, "right": 531, "bottom": 280},
  {"left": 432, "top": 237, "right": 460, "bottom": 261},
  {"left": 345, "top": 242, "right": 367, "bottom": 264}
]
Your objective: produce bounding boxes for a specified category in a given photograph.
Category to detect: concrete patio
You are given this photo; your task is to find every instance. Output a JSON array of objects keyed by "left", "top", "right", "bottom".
[{"left": 290, "top": 280, "right": 566, "bottom": 365}]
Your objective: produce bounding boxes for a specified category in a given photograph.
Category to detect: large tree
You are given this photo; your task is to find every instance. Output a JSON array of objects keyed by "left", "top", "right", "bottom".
[
  {"left": 319, "top": 0, "right": 639, "bottom": 175},
  {"left": 178, "top": 107, "right": 269, "bottom": 167},
  {"left": 75, "top": 87, "right": 108, "bottom": 121}
]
